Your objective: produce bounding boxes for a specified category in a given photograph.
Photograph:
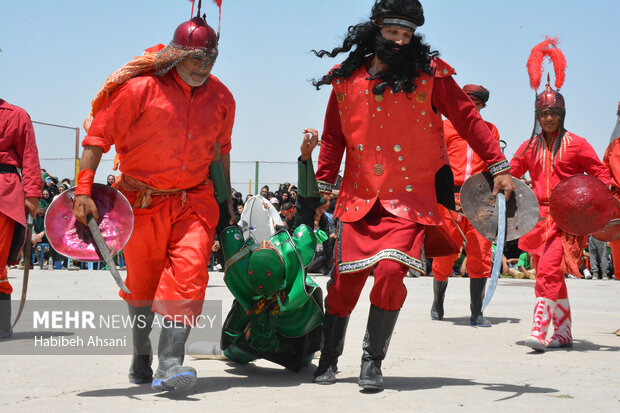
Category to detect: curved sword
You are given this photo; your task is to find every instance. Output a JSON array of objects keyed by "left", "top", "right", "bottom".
[
  {"left": 482, "top": 193, "right": 506, "bottom": 311},
  {"left": 11, "top": 214, "right": 34, "bottom": 329},
  {"left": 87, "top": 214, "right": 131, "bottom": 294}
]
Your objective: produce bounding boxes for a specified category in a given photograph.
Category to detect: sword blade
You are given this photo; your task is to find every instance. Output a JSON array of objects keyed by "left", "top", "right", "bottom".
[
  {"left": 483, "top": 193, "right": 506, "bottom": 311},
  {"left": 87, "top": 215, "right": 131, "bottom": 294},
  {"left": 11, "top": 214, "right": 34, "bottom": 329},
  {"left": 447, "top": 209, "right": 467, "bottom": 246}
]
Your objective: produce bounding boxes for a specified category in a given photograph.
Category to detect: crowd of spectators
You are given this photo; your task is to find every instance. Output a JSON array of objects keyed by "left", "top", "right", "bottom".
[{"left": 11, "top": 171, "right": 619, "bottom": 283}]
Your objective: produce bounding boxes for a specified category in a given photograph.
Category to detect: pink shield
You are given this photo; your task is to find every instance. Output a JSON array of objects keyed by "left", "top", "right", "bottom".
[{"left": 44, "top": 183, "right": 134, "bottom": 262}]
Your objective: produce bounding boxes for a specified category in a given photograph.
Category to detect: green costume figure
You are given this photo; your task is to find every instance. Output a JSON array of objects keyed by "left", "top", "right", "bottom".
[{"left": 220, "top": 131, "right": 326, "bottom": 371}]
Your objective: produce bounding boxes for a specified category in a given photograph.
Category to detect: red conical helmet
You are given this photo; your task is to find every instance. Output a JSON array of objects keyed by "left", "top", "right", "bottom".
[
  {"left": 535, "top": 82, "right": 565, "bottom": 111},
  {"left": 172, "top": 16, "right": 217, "bottom": 51}
]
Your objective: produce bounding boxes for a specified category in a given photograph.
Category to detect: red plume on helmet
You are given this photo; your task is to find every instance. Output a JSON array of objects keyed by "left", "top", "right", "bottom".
[
  {"left": 526, "top": 36, "right": 567, "bottom": 111},
  {"left": 527, "top": 36, "right": 566, "bottom": 90}
]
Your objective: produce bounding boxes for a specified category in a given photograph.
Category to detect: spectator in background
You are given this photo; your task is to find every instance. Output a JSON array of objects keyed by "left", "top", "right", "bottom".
[
  {"left": 260, "top": 185, "right": 269, "bottom": 198},
  {"left": 280, "top": 191, "right": 290, "bottom": 205},
  {"left": 32, "top": 201, "right": 50, "bottom": 268},
  {"left": 270, "top": 197, "right": 280, "bottom": 212},
  {"left": 58, "top": 183, "right": 69, "bottom": 194},
  {"left": 587, "top": 235, "right": 610, "bottom": 280},
  {"left": 245, "top": 193, "right": 253, "bottom": 202},
  {"left": 280, "top": 201, "right": 296, "bottom": 229},
  {"left": 235, "top": 204, "right": 243, "bottom": 222},
  {"left": 232, "top": 191, "right": 243, "bottom": 210},
  {"left": 289, "top": 187, "right": 297, "bottom": 203},
  {"left": 41, "top": 188, "right": 51, "bottom": 206},
  {"left": 45, "top": 176, "right": 59, "bottom": 199},
  {"left": 107, "top": 174, "right": 116, "bottom": 186}
]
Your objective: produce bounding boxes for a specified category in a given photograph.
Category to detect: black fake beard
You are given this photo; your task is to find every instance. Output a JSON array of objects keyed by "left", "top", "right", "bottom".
[{"left": 370, "top": 33, "right": 419, "bottom": 94}]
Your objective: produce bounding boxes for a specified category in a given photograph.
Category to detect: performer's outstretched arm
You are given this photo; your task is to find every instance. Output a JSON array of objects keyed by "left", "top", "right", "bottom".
[{"left": 73, "top": 145, "right": 103, "bottom": 226}]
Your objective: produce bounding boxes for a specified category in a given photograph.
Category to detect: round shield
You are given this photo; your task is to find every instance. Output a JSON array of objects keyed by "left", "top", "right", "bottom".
[
  {"left": 460, "top": 172, "right": 539, "bottom": 242},
  {"left": 549, "top": 175, "right": 615, "bottom": 236},
  {"left": 592, "top": 219, "right": 620, "bottom": 242},
  {"left": 45, "top": 183, "right": 134, "bottom": 262}
]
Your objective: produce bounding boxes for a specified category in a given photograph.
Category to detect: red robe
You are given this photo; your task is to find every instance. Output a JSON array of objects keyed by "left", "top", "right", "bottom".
[
  {"left": 603, "top": 134, "right": 620, "bottom": 279},
  {"left": 316, "top": 58, "right": 508, "bottom": 273},
  {"left": 316, "top": 58, "right": 508, "bottom": 314},
  {"left": 510, "top": 132, "right": 609, "bottom": 300},
  {"left": 84, "top": 70, "right": 235, "bottom": 321},
  {"left": 0, "top": 99, "right": 41, "bottom": 293},
  {"left": 432, "top": 119, "right": 500, "bottom": 281}
]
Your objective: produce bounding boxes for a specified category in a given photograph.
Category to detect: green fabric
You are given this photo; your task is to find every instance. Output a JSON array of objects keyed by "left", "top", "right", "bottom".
[
  {"left": 517, "top": 252, "right": 530, "bottom": 270},
  {"left": 246, "top": 248, "right": 286, "bottom": 297},
  {"left": 314, "top": 229, "right": 328, "bottom": 244},
  {"left": 296, "top": 157, "right": 320, "bottom": 198},
  {"left": 209, "top": 161, "right": 230, "bottom": 204},
  {"left": 221, "top": 224, "right": 323, "bottom": 344}
]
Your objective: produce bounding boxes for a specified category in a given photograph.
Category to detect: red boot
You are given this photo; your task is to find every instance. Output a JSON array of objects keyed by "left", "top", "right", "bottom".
[
  {"left": 546, "top": 298, "right": 572, "bottom": 348},
  {"left": 525, "top": 297, "right": 555, "bottom": 352}
]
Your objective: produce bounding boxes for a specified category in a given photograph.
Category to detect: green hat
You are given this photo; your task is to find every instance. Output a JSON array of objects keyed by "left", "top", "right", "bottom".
[{"left": 247, "top": 247, "right": 286, "bottom": 297}]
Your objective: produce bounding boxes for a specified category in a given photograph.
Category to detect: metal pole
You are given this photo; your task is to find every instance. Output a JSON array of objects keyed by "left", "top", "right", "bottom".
[
  {"left": 248, "top": 179, "right": 251, "bottom": 196},
  {"left": 74, "top": 127, "right": 80, "bottom": 183},
  {"left": 32, "top": 121, "right": 81, "bottom": 184},
  {"left": 254, "top": 161, "right": 259, "bottom": 195}
]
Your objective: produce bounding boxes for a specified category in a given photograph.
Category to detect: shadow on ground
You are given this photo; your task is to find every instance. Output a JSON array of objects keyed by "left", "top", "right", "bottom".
[
  {"left": 438, "top": 316, "right": 521, "bottom": 326},
  {"left": 340, "top": 376, "right": 558, "bottom": 399},
  {"left": 515, "top": 339, "right": 620, "bottom": 353},
  {"left": 77, "top": 361, "right": 559, "bottom": 401},
  {"left": 77, "top": 361, "right": 315, "bottom": 400}
]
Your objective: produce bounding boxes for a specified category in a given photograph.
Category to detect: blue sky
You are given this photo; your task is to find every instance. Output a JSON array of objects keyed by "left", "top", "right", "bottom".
[{"left": 2, "top": 0, "right": 619, "bottom": 194}]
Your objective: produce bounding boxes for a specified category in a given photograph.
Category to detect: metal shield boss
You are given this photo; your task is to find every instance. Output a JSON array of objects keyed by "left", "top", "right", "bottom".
[
  {"left": 460, "top": 172, "right": 539, "bottom": 242},
  {"left": 44, "top": 183, "right": 134, "bottom": 261},
  {"left": 549, "top": 175, "right": 616, "bottom": 236}
]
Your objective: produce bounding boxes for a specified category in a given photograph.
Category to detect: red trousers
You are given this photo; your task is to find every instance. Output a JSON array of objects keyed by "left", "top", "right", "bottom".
[
  {"left": 119, "top": 194, "right": 216, "bottom": 324},
  {"left": 610, "top": 238, "right": 620, "bottom": 280},
  {"left": 325, "top": 259, "right": 409, "bottom": 316},
  {"left": 0, "top": 212, "right": 16, "bottom": 295},
  {"left": 532, "top": 232, "right": 568, "bottom": 301},
  {"left": 432, "top": 209, "right": 491, "bottom": 281}
]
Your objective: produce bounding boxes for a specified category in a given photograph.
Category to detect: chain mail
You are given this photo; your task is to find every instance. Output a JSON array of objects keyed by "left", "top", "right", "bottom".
[{"left": 154, "top": 42, "right": 219, "bottom": 76}]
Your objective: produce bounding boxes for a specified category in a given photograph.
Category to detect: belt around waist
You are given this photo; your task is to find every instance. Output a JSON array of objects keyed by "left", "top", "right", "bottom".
[{"left": 0, "top": 163, "right": 18, "bottom": 174}]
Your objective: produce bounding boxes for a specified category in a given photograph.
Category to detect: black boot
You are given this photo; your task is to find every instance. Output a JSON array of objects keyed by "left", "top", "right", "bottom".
[
  {"left": 359, "top": 305, "right": 399, "bottom": 390},
  {"left": 430, "top": 278, "right": 448, "bottom": 320},
  {"left": 313, "top": 313, "right": 350, "bottom": 384},
  {"left": 152, "top": 322, "right": 197, "bottom": 391},
  {"left": 0, "top": 293, "right": 12, "bottom": 339},
  {"left": 470, "top": 278, "right": 492, "bottom": 327},
  {"left": 127, "top": 304, "right": 154, "bottom": 384}
]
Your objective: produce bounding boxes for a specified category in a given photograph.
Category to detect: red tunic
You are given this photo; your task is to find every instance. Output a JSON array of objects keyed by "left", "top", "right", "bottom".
[
  {"left": 316, "top": 58, "right": 508, "bottom": 275},
  {"left": 83, "top": 70, "right": 235, "bottom": 318},
  {"left": 0, "top": 99, "right": 41, "bottom": 226},
  {"left": 431, "top": 118, "right": 500, "bottom": 280},
  {"left": 444, "top": 119, "right": 500, "bottom": 187},
  {"left": 510, "top": 132, "right": 610, "bottom": 256},
  {"left": 316, "top": 59, "right": 508, "bottom": 226},
  {"left": 603, "top": 134, "right": 620, "bottom": 279},
  {"left": 1, "top": 99, "right": 41, "bottom": 293},
  {"left": 84, "top": 69, "right": 235, "bottom": 228}
]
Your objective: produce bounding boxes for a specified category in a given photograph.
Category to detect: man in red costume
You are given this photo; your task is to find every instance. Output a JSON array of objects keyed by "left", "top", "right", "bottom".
[
  {"left": 430, "top": 84, "right": 499, "bottom": 327},
  {"left": 0, "top": 98, "right": 41, "bottom": 339},
  {"left": 511, "top": 37, "right": 610, "bottom": 352},
  {"left": 310, "top": 0, "right": 513, "bottom": 390},
  {"left": 72, "top": 5, "right": 235, "bottom": 391},
  {"left": 603, "top": 102, "right": 620, "bottom": 281}
]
